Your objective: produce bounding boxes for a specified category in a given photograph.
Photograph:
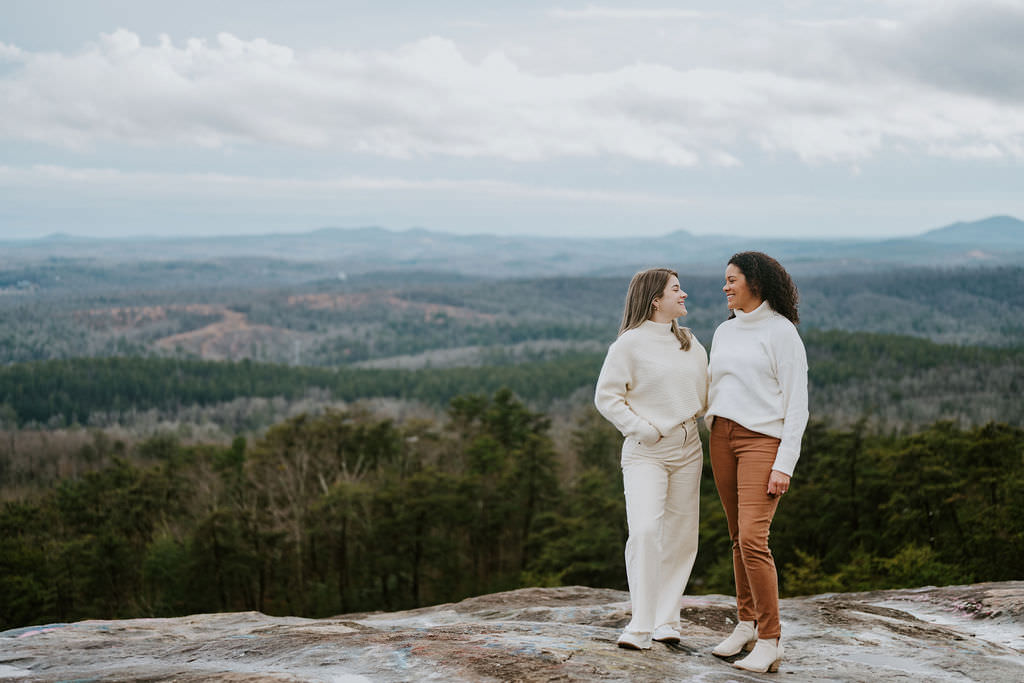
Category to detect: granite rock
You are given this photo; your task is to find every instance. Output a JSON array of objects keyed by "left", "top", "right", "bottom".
[{"left": 2, "top": 582, "right": 1022, "bottom": 682}]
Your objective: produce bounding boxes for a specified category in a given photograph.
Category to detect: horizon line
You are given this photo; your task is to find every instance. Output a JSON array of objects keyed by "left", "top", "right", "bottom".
[{"left": 3, "top": 213, "right": 1020, "bottom": 245}]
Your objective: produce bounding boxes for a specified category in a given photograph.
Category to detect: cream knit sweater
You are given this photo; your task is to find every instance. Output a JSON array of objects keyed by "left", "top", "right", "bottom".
[
  {"left": 706, "top": 301, "right": 809, "bottom": 476},
  {"left": 595, "top": 320, "right": 708, "bottom": 445}
]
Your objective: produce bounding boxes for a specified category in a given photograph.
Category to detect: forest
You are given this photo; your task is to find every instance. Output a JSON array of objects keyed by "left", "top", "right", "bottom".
[
  {"left": 1, "top": 264, "right": 1022, "bottom": 368},
  {"left": 0, "top": 258, "right": 1021, "bottom": 630},
  {"left": 1, "top": 390, "right": 1020, "bottom": 630},
  {"left": 0, "top": 328, "right": 1020, "bottom": 441}
]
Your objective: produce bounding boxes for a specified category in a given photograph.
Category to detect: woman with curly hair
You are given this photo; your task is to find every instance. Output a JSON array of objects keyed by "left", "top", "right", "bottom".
[{"left": 705, "top": 252, "right": 808, "bottom": 673}]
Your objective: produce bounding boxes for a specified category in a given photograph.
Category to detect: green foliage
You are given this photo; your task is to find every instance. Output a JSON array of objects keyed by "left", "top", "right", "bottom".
[
  {"left": 1, "top": 405, "right": 1022, "bottom": 631},
  {"left": 0, "top": 354, "right": 605, "bottom": 428},
  {"left": 523, "top": 468, "right": 626, "bottom": 589},
  {"left": 774, "top": 420, "right": 1022, "bottom": 596},
  {"left": 0, "top": 500, "right": 58, "bottom": 627},
  {"left": 309, "top": 319, "right": 609, "bottom": 365},
  {"left": 522, "top": 406, "right": 625, "bottom": 588},
  {"left": 1, "top": 326, "right": 1022, "bottom": 432},
  {"left": 781, "top": 549, "right": 843, "bottom": 596}
]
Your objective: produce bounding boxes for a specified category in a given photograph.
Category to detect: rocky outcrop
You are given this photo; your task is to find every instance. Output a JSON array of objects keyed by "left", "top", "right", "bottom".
[{"left": 2, "top": 582, "right": 1022, "bottom": 682}]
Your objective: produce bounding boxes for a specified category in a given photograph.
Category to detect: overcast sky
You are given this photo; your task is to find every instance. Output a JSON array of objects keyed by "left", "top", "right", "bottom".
[{"left": 2, "top": 0, "right": 1023, "bottom": 240}]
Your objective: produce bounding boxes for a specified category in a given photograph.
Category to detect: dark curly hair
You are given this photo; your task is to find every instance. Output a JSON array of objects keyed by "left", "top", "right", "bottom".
[{"left": 728, "top": 251, "right": 800, "bottom": 324}]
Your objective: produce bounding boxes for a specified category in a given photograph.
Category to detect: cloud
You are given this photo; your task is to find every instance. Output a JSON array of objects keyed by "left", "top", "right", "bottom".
[
  {"left": 0, "top": 164, "right": 689, "bottom": 205},
  {"left": 547, "top": 6, "right": 710, "bottom": 20},
  {"left": 1, "top": 13, "right": 1023, "bottom": 167},
  {"left": 0, "top": 42, "right": 25, "bottom": 61},
  {"left": 836, "top": 1, "right": 1024, "bottom": 102}
]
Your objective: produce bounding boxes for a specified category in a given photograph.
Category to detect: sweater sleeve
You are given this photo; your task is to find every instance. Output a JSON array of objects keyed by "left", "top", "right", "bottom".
[
  {"left": 594, "top": 339, "right": 662, "bottom": 445},
  {"left": 771, "top": 325, "right": 809, "bottom": 476}
]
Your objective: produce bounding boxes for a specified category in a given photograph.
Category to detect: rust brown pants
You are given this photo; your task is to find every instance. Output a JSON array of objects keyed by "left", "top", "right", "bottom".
[{"left": 709, "top": 416, "right": 783, "bottom": 639}]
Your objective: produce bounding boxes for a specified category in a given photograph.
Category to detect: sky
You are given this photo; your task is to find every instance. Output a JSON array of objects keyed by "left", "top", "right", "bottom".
[{"left": 2, "top": 0, "right": 1023, "bottom": 240}]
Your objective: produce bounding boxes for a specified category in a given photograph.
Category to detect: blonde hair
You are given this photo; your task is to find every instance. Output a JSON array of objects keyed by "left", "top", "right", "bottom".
[{"left": 618, "top": 267, "right": 692, "bottom": 351}]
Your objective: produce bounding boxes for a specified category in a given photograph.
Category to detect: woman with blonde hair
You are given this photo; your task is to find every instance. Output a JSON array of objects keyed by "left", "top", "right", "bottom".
[
  {"left": 595, "top": 267, "right": 708, "bottom": 650},
  {"left": 706, "top": 251, "right": 808, "bottom": 673}
]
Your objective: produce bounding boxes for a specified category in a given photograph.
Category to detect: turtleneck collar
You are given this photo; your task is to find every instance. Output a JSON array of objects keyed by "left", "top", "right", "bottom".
[
  {"left": 733, "top": 300, "right": 774, "bottom": 324},
  {"left": 641, "top": 319, "right": 675, "bottom": 333}
]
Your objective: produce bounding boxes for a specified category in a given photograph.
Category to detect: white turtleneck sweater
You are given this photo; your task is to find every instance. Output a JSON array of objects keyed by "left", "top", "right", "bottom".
[
  {"left": 594, "top": 320, "right": 708, "bottom": 445},
  {"left": 705, "top": 301, "right": 809, "bottom": 476}
]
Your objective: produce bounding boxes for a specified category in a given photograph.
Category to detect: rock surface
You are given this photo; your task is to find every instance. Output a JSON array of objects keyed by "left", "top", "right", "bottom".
[{"left": 2, "top": 582, "right": 1022, "bottom": 682}]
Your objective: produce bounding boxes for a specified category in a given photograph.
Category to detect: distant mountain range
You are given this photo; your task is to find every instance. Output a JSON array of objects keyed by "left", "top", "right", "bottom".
[
  {"left": 918, "top": 215, "right": 1024, "bottom": 245},
  {"left": 4, "top": 215, "right": 1022, "bottom": 277}
]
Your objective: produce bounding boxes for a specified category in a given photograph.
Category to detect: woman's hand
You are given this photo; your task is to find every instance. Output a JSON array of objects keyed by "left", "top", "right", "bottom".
[
  {"left": 638, "top": 421, "right": 663, "bottom": 446},
  {"left": 641, "top": 431, "right": 664, "bottom": 446},
  {"left": 767, "top": 470, "right": 790, "bottom": 497}
]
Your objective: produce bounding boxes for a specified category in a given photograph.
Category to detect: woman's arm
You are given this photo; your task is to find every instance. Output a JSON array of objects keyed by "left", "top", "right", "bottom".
[
  {"left": 594, "top": 340, "right": 662, "bottom": 445},
  {"left": 771, "top": 326, "right": 809, "bottom": 477}
]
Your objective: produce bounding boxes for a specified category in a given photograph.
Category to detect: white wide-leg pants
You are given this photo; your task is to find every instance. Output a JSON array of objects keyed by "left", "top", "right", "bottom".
[{"left": 620, "top": 417, "right": 703, "bottom": 634}]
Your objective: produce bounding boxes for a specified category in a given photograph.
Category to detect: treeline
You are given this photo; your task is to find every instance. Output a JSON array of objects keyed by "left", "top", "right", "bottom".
[
  {"left": 1, "top": 329, "right": 1021, "bottom": 430},
  {"left": 0, "top": 354, "right": 602, "bottom": 428},
  {"left": 307, "top": 319, "right": 609, "bottom": 366},
  {"left": 2, "top": 392, "right": 1021, "bottom": 630}
]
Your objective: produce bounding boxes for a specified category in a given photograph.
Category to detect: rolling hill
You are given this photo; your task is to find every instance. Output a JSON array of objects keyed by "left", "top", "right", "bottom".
[{"left": 2, "top": 215, "right": 1021, "bottom": 278}]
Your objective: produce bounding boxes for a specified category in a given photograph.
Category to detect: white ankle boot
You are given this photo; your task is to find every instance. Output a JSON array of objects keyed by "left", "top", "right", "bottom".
[
  {"left": 733, "top": 638, "right": 782, "bottom": 673},
  {"left": 711, "top": 620, "right": 756, "bottom": 657},
  {"left": 652, "top": 624, "right": 681, "bottom": 643},
  {"left": 616, "top": 630, "right": 652, "bottom": 650}
]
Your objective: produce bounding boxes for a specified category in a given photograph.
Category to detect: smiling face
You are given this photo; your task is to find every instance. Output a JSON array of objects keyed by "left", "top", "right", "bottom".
[
  {"left": 723, "top": 263, "right": 761, "bottom": 313},
  {"left": 651, "top": 275, "right": 687, "bottom": 321}
]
